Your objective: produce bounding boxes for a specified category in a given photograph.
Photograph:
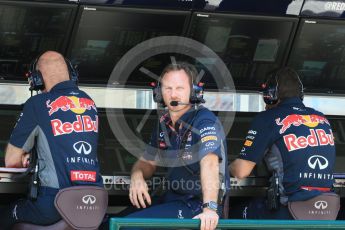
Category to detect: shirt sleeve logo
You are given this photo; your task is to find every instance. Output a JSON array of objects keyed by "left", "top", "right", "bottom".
[
  {"left": 244, "top": 140, "right": 253, "bottom": 147},
  {"left": 201, "top": 135, "right": 218, "bottom": 143}
]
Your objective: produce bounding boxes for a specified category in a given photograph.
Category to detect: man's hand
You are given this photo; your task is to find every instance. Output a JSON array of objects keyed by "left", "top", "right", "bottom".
[
  {"left": 129, "top": 176, "right": 152, "bottom": 209},
  {"left": 193, "top": 209, "right": 219, "bottom": 230},
  {"left": 21, "top": 153, "right": 30, "bottom": 168}
]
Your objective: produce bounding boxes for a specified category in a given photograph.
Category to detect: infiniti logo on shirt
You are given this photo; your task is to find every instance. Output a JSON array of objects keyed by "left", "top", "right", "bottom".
[
  {"left": 308, "top": 155, "right": 328, "bottom": 170},
  {"left": 82, "top": 195, "right": 96, "bottom": 205},
  {"left": 73, "top": 141, "right": 92, "bottom": 155}
]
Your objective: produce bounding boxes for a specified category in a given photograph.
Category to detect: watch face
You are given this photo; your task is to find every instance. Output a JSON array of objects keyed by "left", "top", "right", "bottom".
[
  {"left": 209, "top": 201, "right": 218, "bottom": 210},
  {"left": 203, "top": 201, "right": 218, "bottom": 211}
]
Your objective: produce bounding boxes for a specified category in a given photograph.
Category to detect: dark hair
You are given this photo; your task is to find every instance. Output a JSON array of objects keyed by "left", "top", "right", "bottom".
[
  {"left": 160, "top": 62, "right": 197, "bottom": 87},
  {"left": 277, "top": 67, "right": 303, "bottom": 100}
]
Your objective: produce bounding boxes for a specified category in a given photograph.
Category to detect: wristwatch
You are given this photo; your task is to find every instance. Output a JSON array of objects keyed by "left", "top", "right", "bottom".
[{"left": 202, "top": 201, "right": 218, "bottom": 212}]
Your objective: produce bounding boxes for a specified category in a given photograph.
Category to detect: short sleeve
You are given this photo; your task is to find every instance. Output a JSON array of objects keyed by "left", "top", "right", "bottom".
[
  {"left": 9, "top": 98, "right": 38, "bottom": 152},
  {"left": 238, "top": 113, "right": 275, "bottom": 163},
  {"left": 196, "top": 119, "right": 224, "bottom": 161}
]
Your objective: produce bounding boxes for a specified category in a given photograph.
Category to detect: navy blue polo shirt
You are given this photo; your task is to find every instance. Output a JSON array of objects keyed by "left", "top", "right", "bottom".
[
  {"left": 239, "top": 97, "right": 335, "bottom": 201},
  {"left": 9, "top": 80, "right": 103, "bottom": 189},
  {"left": 143, "top": 106, "right": 230, "bottom": 202}
]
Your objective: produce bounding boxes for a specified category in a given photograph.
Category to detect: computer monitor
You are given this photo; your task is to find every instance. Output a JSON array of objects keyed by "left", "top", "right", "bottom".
[
  {"left": 288, "top": 18, "right": 345, "bottom": 93},
  {"left": 67, "top": 5, "right": 190, "bottom": 85},
  {"left": 0, "top": 1, "right": 77, "bottom": 82},
  {"left": 188, "top": 12, "right": 298, "bottom": 90}
]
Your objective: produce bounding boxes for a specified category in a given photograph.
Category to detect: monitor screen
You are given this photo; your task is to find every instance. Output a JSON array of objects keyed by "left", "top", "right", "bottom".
[
  {"left": 188, "top": 12, "right": 297, "bottom": 90},
  {"left": 68, "top": 6, "right": 190, "bottom": 85},
  {"left": 288, "top": 19, "right": 345, "bottom": 93},
  {"left": 0, "top": 1, "right": 77, "bottom": 82},
  {"left": 0, "top": 106, "right": 22, "bottom": 167}
]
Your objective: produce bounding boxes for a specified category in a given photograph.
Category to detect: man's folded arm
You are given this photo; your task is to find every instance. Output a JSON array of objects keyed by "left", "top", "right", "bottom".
[
  {"left": 230, "top": 159, "right": 256, "bottom": 179},
  {"left": 5, "top": 143, "right": 26, "bottom": 168}
]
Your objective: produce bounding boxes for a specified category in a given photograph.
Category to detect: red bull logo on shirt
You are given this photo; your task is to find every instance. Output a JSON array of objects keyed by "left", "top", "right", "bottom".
[
  {"left": 283, "top": 129, "right": 334, "bottom": 152},
  {"left": 46, "top": 96, "right": 97, "bottom": 116},
  {"left": 276, "top": 114, "right": 330, "bottom": 134},
  {"left": 51, "top": 115, "right": 98, "bottom": 136}
]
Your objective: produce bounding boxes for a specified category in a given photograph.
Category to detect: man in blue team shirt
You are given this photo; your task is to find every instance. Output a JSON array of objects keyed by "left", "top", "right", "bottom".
[
  {"left": 230, "top": 67, "right": 337, "bottom": 219},
  {"left": 125, "top": 62, "right": 229, "bottom": 230},
  {"left": 0, "top": 51, "right": 103, "bottom": 229}
]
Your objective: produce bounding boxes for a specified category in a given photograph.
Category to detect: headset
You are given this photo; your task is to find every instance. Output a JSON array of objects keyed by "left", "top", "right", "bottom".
[
  {"left": 151, "top": 63, "right": 205, "bottom": 106},
  {"left": 261, "top": 68, "right": 304, "bottom": 105},
  {"left": 27, "top": 56, "right": 78, "bottom": 91}
]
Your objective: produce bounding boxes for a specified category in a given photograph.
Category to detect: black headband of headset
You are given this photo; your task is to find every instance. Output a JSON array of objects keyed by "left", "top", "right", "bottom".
[
  {"left": 27, "top": 55, "right": 78, "bottom": 91},
  {"left": 261, "top": 68, "right": 304, "bottom": 105}
]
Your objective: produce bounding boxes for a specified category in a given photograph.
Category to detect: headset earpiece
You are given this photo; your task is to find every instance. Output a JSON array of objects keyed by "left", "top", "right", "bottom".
[
  {"left": 65, "top": 58, "right": 79, "bottom": 84},
  {"left": 190, "top": 82, "right": 205, "bottom": 104},
  {"left": 261, "top": 82, "right": 279, "bottom": 105},
  {"left": 152, "top": 82, "right": 164, "bottom": 104},
  {"left": 262, "top": 68, "right": 304, "bottom": 105},
  {"left": 27, "top": 57, "right": 45, "bottom": 91}
]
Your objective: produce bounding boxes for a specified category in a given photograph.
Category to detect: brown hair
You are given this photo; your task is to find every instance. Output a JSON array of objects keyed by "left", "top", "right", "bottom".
[
  {"left": 160, "top": 62, "right": 197, "bottom": 88},
  {"left": 277, "top": 67, "right": 303, "bottom": 100}
]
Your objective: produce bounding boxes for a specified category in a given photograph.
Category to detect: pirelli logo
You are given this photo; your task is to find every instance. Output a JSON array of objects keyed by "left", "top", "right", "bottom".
[{"left": 201, "top": 136, "right": 217, "bottom": 143}]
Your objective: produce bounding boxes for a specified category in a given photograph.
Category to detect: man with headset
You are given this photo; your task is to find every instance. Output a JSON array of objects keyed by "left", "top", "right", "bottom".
[
  {"left": 0, "top": 51, "right": 103, "bottom": 229},
  {"left": 230, "top": 67, "right": 338, "bottom": 219},
  {"left": 125, "top": 62, "right": 229, "bottom": 230}
]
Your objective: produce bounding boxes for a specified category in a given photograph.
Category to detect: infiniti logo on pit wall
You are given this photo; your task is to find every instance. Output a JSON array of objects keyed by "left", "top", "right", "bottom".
[
  {"left": 308, "top": 155, "right": 328, "bottom": 170},
  {"left": 314, "top": 200, "right": 328, "bottom": 210},
  {"left": 82, "top": 195, "right": 96, "bottom": 205},
  {"left": 73, "top": 141, "right": 92, "bottom": 155}
]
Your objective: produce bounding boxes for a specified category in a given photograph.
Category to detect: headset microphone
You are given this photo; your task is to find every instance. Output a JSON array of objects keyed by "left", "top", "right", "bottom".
[{"left": 170, "top": 101, "right": 190, "bottom": 106}]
